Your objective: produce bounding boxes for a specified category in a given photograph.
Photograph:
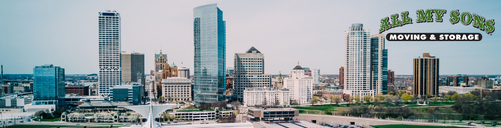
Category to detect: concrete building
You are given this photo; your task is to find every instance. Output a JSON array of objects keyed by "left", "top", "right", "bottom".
[
  {"left": 243, "top": 87, "right": 290, "bottom": 107},
  {"left": 98, "top": 10, "right": 121, "bottom": 96},
  {"left": 33, "top": 64, "right": 65, "bottom": 107},
  {"left": 248, "top": 108, "right": 298, "bottom": 121},
  {"left": 234, "top": 47, "right": 272, "bottom": 102},
  {"left": 312, "top": 69, "right": 320, "bottom": 85},
  {"left": 343, "top": 23, "right": 373, "bottom": 97},
  {"left": 475, "top": 77, "right": 494, "bottom": 89},
  {"left": 65, "top": 85, "right": 90, "bottom": 96},
  {"left": 161, "top": 77, "right": 192, "bottom": 102},
  {"left": 413, "top": 53, "right": 439, "bottom": 97},
  {"left": 111, "top": 83, "right": 144, "bottom": 105},
  {"left": 447, "top": 74, "right": 469, "bottom": 87},
  {"left": 371, "top": 34, "right": 388, "bottom": 94},
  {"left": 154, "top": 50, "right": 168, "bottom": 73},
  {"left": 283, "top": 63, "right": 313, "bottom": 105},
  {"left": 339, "top": 66, "right": 344, "bottom": 86},
  {"left": 193, "top": 3, "right": 226, "bottom": 105},
  {"left": 121, "top": 52, "right": 145, "bottom": 86},
  {"left": 177, "top": 67, "right": 190, "bottom": 79},
  {"left": 388, "top": 70, "right": 395, "bottom": 85}
]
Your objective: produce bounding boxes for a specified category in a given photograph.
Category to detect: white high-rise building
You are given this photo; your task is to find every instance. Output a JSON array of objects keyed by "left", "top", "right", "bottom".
[
  {"left": 312, "top": 69, "right": 320, "bottom": 84},
  {"left": 343, "top": 23, "right": 373, "bottom": 97},
  {"left": 283, "top": 63, "right": 313, "bottom": 105},
  {"left": 98, "top": 10, "right": 121, "bottom": 96},
  {"left": 234, "top": 47, "right": 272, "bottom": 102},
  {"left": 243, "top": 87, "right": 290, "bottom": 107}
]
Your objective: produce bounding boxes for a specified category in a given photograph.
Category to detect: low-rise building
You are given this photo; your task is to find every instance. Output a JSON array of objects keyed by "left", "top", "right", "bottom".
[
  {"left": 439, "top": 86, "right": 483, "bottom": 95},
  {"left": 174, "top": 110, "right": 216, "bottom": 121},
  {"left": 65, "top": 85, "right": 91, "bottom": 96},
  {"left": 161, "top": 77, "right": 192, "bottom": 102},
  {"left": 243, "top": 87, "right": 290, "bottom": 107},
  {"left": 248, "top": 108, "right": 298, "bottom": 121},
  {"left": 111, "top": 83, "right": 144, "bottom": 105}
]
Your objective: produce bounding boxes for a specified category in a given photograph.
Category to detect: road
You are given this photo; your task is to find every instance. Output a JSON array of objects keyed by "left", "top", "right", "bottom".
[{"left": 298, "top": 114, "right": 476, "bottom": 127}]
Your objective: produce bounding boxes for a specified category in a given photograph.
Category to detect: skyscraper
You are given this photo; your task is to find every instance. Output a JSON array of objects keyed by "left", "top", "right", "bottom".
[
  {"left": 121, "top": 52, "right": 145, "bottom": 86},
  {"left": 312, "top": 69, "right": 320, "bottom": 84},
  {"left": 370, "top": 34, "right": 388, "bottom": 94},
  {"left": 154, "top": 50, "right": 167, "bottom": 73},
  {"left": 387, "top": 70, "right": 395, "bottom": 85},
  {"left": 343, "top": 23, "right": 373, "bottom": 97},
  {"left": 193, "top": 4, "right": 226, "bottom": 105},
  {"left": 339, "top": 66, "right": 344, "bottom": 86},
  {"left": 413, "top": 53, "right": 439, "bottom": 97},
  {"left": 98, "top": 10, "right": 121, "bottom": 96},
  {"left": 33, "top": 64, "right": 65, "bottom": 105},
  {"left": 234, "top": 47, "right": 272, "bottom": 102},
  {"left": 283, "top": 63, "right": 313, "bottom": 105}
]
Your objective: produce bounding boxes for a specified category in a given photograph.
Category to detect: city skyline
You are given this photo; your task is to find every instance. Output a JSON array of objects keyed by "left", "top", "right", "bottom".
[{"left": 1, "top": 1, "right": 501, "bottom": 75}]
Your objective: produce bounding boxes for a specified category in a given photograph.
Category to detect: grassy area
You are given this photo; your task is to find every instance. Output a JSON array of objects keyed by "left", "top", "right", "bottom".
[
  {"left": 7, "top": 125, "right": 109, "bottom": 128},
  {"left": 33, "top": 117, "right": 61, "bottom": 122},
  {"left": 372, "top": 124, "right": 465, "bottom": 128}
]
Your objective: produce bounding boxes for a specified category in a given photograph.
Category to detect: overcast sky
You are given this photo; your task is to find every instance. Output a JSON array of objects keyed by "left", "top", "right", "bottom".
[{"left": 1, "top": 0, "right": 500, "bottom": 75}]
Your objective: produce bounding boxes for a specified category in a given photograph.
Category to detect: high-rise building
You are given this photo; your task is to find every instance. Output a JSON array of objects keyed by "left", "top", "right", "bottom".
[
  {"left": 33, "top": 64, "right": 65, "bottom": 105},
  {"left": 312, "top": 69, "right": 320, "bottom": 84},
  {"left": 155, "top": 50, "right": 167, "bottom": 73},
  {"left": 343, "top": 23, "right": 373, "bottom": 97},
  {"left": 283, "top": 63, "right": 313, "bottom": 105},
  {"left": 413, "top": 53, "right": 439, "bottom": 97},
  {"left": 388, "top": 70, "right": 395, "bottom": 85},
  {"left": 371, "top": 34, "right": 388, "bottom": 94},
  {"left": 339, "top": 66, "right": 344, "bottom": 85},
  {"left": 234, "top": 47, "right": 272, "bottom": 102},
  {"left": 121, "top": 52, "right": 145, "bottom": 86},
  {"left": 98, "top": 10, "right": 121, "bottom": 96},
  {"left": 193, "top": 3, "right": 226, "bottom": 105}
]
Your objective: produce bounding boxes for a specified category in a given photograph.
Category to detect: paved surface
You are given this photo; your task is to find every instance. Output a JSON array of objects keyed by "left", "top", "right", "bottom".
[{"left": 298, "top": 114, "right": 474, "bottom": 127}]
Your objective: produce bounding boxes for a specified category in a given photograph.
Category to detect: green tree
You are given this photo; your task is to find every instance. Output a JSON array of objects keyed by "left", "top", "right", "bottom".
[
  {"left": 451, "top": 93, "right": 461, "bottom": 101},
  {"left": 333, "top": 95, "right": 342, "bottom": 105},
  {"left": 389, "top": 91, "right": 395, "bottom": 96},
  {"left": 348, "top": 96, "right": 354, "bottom": 105},
  {"left": 375, "top": 93, "right": 385, "bottom": 101},
  {"left": 328, "top": 95, "right": 334, "bottom": 105},
  {"left": 398, "top": 91, "right": 406, "bottom": 96},
  {"left": 401, "top": 94, "right": 414, "bottom": 102},
  {"left": 355, "top": 95, "right": 361, "bottom": 104},
  {"left": 363, "top": 95, "right": 373, "bottom": 103},
  {"left": 158, "top": 96, "right": 165, "bottom": 103},
  {"left": 463, "top": 93, "right": 476, "bottom": 101},
  {"left": 445, "top": 94, "right": 452, "bottom": 101},
  {"left": 426, "top": 93, "right": 432, "bottom": 99},
  {"left": 433, "top": 96, "right": 439, "bottom": 102},
  {"left": 311, "top": 96, "right": 319, "bottom": 105}
]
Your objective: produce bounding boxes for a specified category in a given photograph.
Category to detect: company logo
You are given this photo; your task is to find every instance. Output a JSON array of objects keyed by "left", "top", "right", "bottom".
[{"left": 379, "top": 9, "right": 495, "bottom": 41}]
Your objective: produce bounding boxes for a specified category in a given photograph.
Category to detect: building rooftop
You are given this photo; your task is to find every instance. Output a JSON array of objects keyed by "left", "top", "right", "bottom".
[{"left": 246, "top": 46, "right": 261, "bottom": 53}]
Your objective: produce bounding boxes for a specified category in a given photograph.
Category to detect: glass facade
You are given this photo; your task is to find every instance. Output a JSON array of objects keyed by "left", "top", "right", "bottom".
[
  {"left": 193, "top": 4, "right": 226, "bottom": 105},
  {"left": 98, "top": 10, "right": 121, "bottom": 96},
  {"left": 33, "top": 64, "right": 65, "bottom": 100},
  {"left": 371, "top": 34, "right": 388, "bottom": 94},
  {"left": 344, "top": 23, "right": 373, "bottom": 97}
]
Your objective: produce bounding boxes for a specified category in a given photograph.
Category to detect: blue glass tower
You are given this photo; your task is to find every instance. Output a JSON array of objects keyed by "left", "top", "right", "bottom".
[
  {"left": 33, "top": 64, "right": 65, "bottom": 101},
  {"left": 193, "top": 3, "right": 226, "bottom": 105},
  {"left": 371, "top": 34, "right": 388, "bottom": 94}
]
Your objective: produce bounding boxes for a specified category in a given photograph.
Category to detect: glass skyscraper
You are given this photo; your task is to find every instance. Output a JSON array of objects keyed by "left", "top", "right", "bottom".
[
  {"left": 98, "top": 10, "right": 121, "bottom": 96},
  {"left": 193, "top": 4, "right": 226, "bottom": 105},
  {"left": 33, "top": 64, "right": 65, "bottom": 100},
  {"left": 343, "top": 23, "right": 373, "bottom": 97},
  {"left": 371, "top": 34, "right": 388, "bottom": 94}
]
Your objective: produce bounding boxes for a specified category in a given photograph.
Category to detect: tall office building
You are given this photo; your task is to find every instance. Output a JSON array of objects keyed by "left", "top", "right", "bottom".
[
  {"left": 121, "top": 52, "right": 145, "bottom": 86},
  {"left": 343, "top": 23, "right": 373, "bottom": 97},
  {"left": 312, "top": 69, "right": 320, "bottom": 84},
  {"left": 283, "top": 63, "right": 313, "bottom": 105},
  {"left": 413, "top": 53, "right": 439, "bottom": 97},
  {"left": 98, "top": 10, "right": 121, "bottom": 96},
  {"left": 371, "top": 34, "right": 388, "bottom": 94},
  {"left": 155, "top": 50, "right": 167, "bottom": 72},
  {"left": 234, "top": 47, "right": 272, "bottom": 102},
  {"left": 33, "top": 64, "right": 65, "bottom": 105},
  {"left": 387, "top": 70, "right": 395, "bottom": 85},
  {"left": 193, "top": 3, "right": 226, "bottom": 105},
  {"left": 339, "top": 66, "right": 344, "bottom": 85}
]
